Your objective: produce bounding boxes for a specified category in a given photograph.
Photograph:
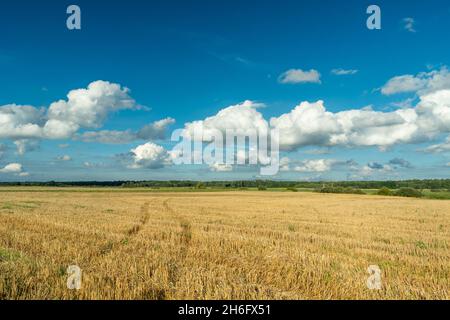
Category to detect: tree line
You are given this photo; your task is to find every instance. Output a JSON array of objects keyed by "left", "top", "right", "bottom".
[{"left": 1, "top": 179, "right": 450, "bottom": 190}]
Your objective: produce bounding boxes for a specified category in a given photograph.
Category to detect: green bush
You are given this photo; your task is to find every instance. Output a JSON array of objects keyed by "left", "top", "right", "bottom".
[
  {"left": 257, "top": 186, "right": 267, "bottom": 191},
  {"left": 394, "top": 187, "right": 423, "bottom": 198},
  {"left": 195, "top": 182, "right": 206, "bottom": 189},
  {"left": 345, "top": 187, "right": 365, "bottom": 195},
  {"left": 315, "top": 186, "right": 365, "bottom": 195},
  {"left": 377, "top": 187, "right": 392, "bottom": 196},
  {"left": 286, "top": 187, "right": 298, "bottom": 192}
]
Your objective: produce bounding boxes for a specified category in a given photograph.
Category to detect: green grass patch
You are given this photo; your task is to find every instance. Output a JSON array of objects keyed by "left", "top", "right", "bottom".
[
  {"left": 0, "top": 201, "right": 41, "bottom": 210},
  {"left": 422, "top": 190, "right": 450, "bottom": 200},
  {"left": 0, "top": 248, "right": 22, "bottom": 262}
]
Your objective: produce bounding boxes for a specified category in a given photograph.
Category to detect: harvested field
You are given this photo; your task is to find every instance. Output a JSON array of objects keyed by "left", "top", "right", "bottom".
[{"left": 0, "top": 189, "right": 448, "bottom": 299}]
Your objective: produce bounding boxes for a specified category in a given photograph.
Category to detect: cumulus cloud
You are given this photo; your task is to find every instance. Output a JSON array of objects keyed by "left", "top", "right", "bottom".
[
  {"left": 0, "top": 105, "right": 45, "bottom": 140},
  {"left": 137, "top": 117, "right": 176, "bottom": 140},
  {"left": 75, "top": 117, "right": 175, "bottom": 144},
  {"left": 126, "top": 142, "right": 172, "bottom": 169},
  {"left": 403, "top": 17, "right": 416, "bottom": 33},
  {"left": 278, "top": 69, "right": 321, "bottom": 84},
  {"left": 270, "top": 86, "right": 450, "bottom": 151},
  {"left": 177, "top": 80, "right": 450, "bottom": 154},
  {"left": 294, "top": 159, "right": 338, "bottom": 173},
  {"left": 0, "top": 163, "right": 28, "bottom": 176},
  {"left": 0, "top": 81, "right": 137, "bottom": 144},
  {"left": 331, "top": 68, "right": 358, "bottom": 76},
  {"left": 381, "top": 75, "right": 426, "bottom": 95},
  {"left": 270, "top": 100, "right": 418, "bottom": 151},
  {"left": 182, "top": 100, "right": 268, "bottom": 141},
  {"left": 46, "top": 80, "right": 136, "bottom": 134},
  {"left": 381, "top": 67, "right": 450, "bottom": 96}
]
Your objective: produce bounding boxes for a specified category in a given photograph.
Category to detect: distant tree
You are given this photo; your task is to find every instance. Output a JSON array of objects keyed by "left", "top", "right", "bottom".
[
  {"left": 195, "top": 182, "right": 206, "bottom": 189},
  {"left": 394, "top": 188, "right": 423, "bottom": 198},
  {"left": 377, "top": 187, "right": 392, "bottom": 196}
]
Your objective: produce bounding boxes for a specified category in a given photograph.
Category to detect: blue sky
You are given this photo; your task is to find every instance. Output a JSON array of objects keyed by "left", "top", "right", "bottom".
[{"left": 1, "top": 0, "right": 450, "bottom": 181}]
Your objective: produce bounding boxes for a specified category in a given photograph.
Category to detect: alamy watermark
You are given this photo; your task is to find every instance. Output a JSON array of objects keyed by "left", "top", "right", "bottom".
[
  {"left": 366, "top": 265, "right": 382, "bottom": 290},
  {"left": 366, "top": 5, "right": 381, "bottom": 30},
  {"left": 66, "top": 5, "right": 81, "bottom": 30},
  {"left": 66, "top": 265, "right": 82, "bottom": 290},
  {"left": 66, "top": 4, "right": 381, "bottom": 31},
  {"left": 171, "top": 128, "right": 280, "bottom": 176}
]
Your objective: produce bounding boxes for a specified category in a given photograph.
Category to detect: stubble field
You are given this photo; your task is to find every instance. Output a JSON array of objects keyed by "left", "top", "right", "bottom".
[{"left": 0, "top": 188, "right": 448, "bottom": 300}]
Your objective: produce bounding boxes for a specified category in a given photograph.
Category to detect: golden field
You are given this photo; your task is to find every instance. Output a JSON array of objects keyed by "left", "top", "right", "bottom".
[{"left": 0, "top": 188, "right": 448, "bottom": 300}]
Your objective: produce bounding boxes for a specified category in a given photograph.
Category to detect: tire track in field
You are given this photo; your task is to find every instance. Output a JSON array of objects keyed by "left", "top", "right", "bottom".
[
  {"left": 163, "top": 198, "right": 192, "bottom": 292},
  {"left": 98, "top": 201, "right": 151, "bottom": 256},
  {"left": 126, "top": 201, "right": 150, "bottom": 237}
]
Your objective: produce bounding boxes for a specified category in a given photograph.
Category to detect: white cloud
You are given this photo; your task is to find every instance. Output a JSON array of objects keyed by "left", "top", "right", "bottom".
[
  {"left": 294, "top": 159, "right": 337, "bottom": 173},
  {"left": 0, "top": 81, "right": 137, "bottom": 142},
  {"left": 270, "top": 100, "right": 418, "bottom": 150},
  {"left": 178, "top": 79, "right": 450, "bottom": 153},
  {"left": 0, "top": 163, "right": 22, "bottom": 173},
  {"left": 331, "top": 68, "right": 358, "bottom": 76},
  {"left": 76, "top": 117, "right": 176, "bottom": 144},
  {"left": 278, "top": 69, "right": 321, "bottom": 84},
  {"left": 381, "top": 67, "right": 450, "bottom": 96},
  {"left": 209, "top": 162, "right": 233, "bottom": 172},
  {"left": 0, "top": 81, "right": 176, "bottom": 157},
  {"left": 403, "top": 17, "right": 416, "bottom": 33},
  {"left": 381, "top": 75, "right": 425, "bottom": 95},
  {"left": 0, "top": 163, "right": 28, "bottom": 176},
  {"left": 137, "top": 117, "right": 175, "bottom": 140},
  {"left": 270, "top": 100, "right": 341, "bottom": 150},
  {"left": 128, "top": 142, "right": 172, "bottom": 169},
  {"left": 390, "top": 98, "right": 416, "bottom": 109},
  {"left": 0, "top": 105, "right": 45, "bottom": 140},
  {"left": 270, "top": 86, "right": 450, "bottom": 151},
  {"left": 182, "top": 100, "right": 268, "bottom": 141},
  {"left": 46, "top": 80, "right": 136, "bottom": 132}
]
